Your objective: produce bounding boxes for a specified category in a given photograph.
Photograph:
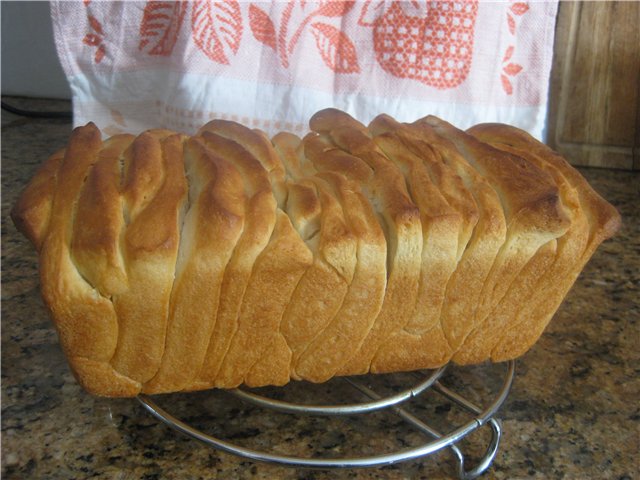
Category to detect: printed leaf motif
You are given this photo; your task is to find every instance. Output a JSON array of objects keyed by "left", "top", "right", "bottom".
[
  {"left": 315, "top": 1, "right": 355, "bottom": 17},
  {"left": 83, "top": 33, "right": 101, "bottom": 46},
  {"left": 504, "top": 63, "right": 523, "bottom": 76},
  {"left": 310, "top": 22, "right": 359, "bottom": 73},
  {"left": 510, "top": 2, "right": 529, "bottom": 16},
  {"left": 501, "top": 74, "right": 513, "bottom": 95},
  {"left": 503, "top": 45, "right": 514, "bottom": 63},
  {"left": 249, "top": 4, "right": 277, "bottom": 50},
  {"left": 111, "top": 109, "right": 126, "bottom": 127},
  {"left": 95, "top": 44, "right": 106, "bottom": 64},
  {"left": 139, "top": 1, "right": 187, "bottom": 56},
  {"left": 358, "top": 1, "right": 387, "bottom": 26},
  {"left": 192, "top": 1, "right": 243, "bottom": 64},
  {"left": 507, "top": 13, "right": 516, "bottom": 35},
  {"left": 88, "top": 15, "right": 104, "bottom": 35}
]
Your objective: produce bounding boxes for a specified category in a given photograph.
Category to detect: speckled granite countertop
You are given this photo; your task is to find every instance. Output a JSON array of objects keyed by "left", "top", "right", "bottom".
[{"left": 2, "top": 99, "right": 639, "bottom": 480}]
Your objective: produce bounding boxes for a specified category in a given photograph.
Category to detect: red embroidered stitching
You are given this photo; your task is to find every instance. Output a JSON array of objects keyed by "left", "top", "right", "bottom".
[
  {"left": 500, "top": 1, "right": 528, "bottom": 95},
  {"left": 82, "top": 0, "right": 107, "bottom": 64},
  {"left": 365, "top": 1, "right": 479, "bottom": 89},
  {"left": 139, "top": 1, "right": 188, "bottom": 56}
]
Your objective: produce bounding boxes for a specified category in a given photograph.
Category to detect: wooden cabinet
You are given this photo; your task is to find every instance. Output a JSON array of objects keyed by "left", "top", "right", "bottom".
[{"left": 547, "top": 2, "right": 640, "bottom": 170}]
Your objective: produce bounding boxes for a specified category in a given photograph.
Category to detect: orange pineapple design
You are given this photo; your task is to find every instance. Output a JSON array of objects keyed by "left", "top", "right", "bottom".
[{"left": 362, "top": 1, "right": 479, "bottom": 89}]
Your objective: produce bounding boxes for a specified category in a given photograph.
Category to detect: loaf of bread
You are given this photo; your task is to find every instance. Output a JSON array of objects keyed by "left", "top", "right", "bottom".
[{"left": 11, "top": 109, "right": 620, "bottom": 397}]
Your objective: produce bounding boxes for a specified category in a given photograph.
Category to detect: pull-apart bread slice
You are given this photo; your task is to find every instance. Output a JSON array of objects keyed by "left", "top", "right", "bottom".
[
  {"left": 400, "top": 119, "right": 508, "bottom": 358},
  {"left": 308, "top": 109, "right": 423, "bottom": 377},
  {"left": 273, "top": 133, "right": 363, "bottom": 383},
  {"left": 11, "top": 111, "right": 620, "bottom": 397},
  {"left": 296, "top": 134, "right": 387, "bottom": 382},
  {"left": 110, "top": 131, "right": 188, "bottom": 386},
  {"left": 367, "top": 114, "right": 464, "bottom": 371},
  {"left": 142, "top": 136, "right": 245, "bottom": 393},
  {"left": 465, "top": 124, "right": 620, "bottom": 361},
  {"left": 187, "top": 128, "right": 277, "bottom": 391},
  {"left": 419, "top": 117, "right": 572, "bottom": 364}
]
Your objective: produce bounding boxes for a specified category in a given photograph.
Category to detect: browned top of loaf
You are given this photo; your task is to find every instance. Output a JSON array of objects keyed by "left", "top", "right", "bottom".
[{"left": 466, "top": 123, "right": 621, "bottom": 240}]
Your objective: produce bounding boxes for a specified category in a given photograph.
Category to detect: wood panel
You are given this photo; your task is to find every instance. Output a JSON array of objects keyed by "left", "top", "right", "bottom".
[{"left": 547, "top": 2, "right": 640, "bottom": 170}]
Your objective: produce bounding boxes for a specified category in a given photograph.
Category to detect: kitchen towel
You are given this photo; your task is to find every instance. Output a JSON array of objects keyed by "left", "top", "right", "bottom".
[{"left": 51, "top": 1, "right": 558, "bottom": 139}]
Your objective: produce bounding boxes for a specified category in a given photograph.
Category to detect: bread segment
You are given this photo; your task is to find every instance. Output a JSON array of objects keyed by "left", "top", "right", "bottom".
[
  {"left": 273, "top": 134, "right": 360, "bottom": 380},
  {"left": 197, "top": 119, "right": 314, "bottom": 389},
  {"left": 11, "top": 148, "right": 65, "bottom": 251},
  {"left": 466, "top": 124, "right": 620, "bottom": 361},
  {"left": 27, "top": 124, "right": 141, "bottom": 396},
  {"left": 309, "top": 109, "right": 423, "bottom": 376},
  {"left": 71, "top": 134, "right": 134, "bottom": 298},
  {"left": 399, "top": 120, "right": 507, "bottom": 356},
  {"left": 110, "top": 131, "right": 188, "bottom": 384},
  {"left": 189, "top": 131, "right": 277, "bottom": 391},
  {"left": 143, "top": 137, "right": 246, "bottom": 394},
  {"left": 366, "top": 115, "right": 462, "bottom": 370},
  {"left": 11, "top": 112, "right": 620, "bottom": 397},
  {"left": 425, "top": 119, "right": 571, "bottom": 359},
  {"left": 215, "top": 209, "right": 313, "bottom": 388}
]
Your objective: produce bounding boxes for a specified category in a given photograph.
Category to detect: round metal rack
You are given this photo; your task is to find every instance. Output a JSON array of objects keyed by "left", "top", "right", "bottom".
[{"left": 138, "top": 360, "right": 515, "bottom": 479}]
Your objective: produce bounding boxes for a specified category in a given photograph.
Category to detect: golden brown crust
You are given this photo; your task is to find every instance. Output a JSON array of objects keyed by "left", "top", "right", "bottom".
[
  {"left": 11, "top": 148, "right": 65, "bottom": 252},
  {"left": 215, "top": 209, "right": 313, "bottom": 388},
  {"left": 110, "top": 131, "right": 188, "bottom": 384},
  {"left": 142, "top": 136, "right": 246, "bottom": 393},
  {"left": 367, "top": 119, "right": 461, "bottom": 371},
  {"left": 398, "top": 119, "right": 508, "bottom": 356},
  {"left": 310, "top": 109, "right": 423, "bottom": 377},
  {"left": 274, "top": 136, "right": 359, "bottom": 380},
  {"left": 70, "top": 357, "right": 141, "bottom": 397},
  {"left": 71, "top": 134, "right": 134, "bottom": 297},
  {"left": 12, "top": 114, "right": 620, "bottom": 396},
  {"left": 465, "top": 123, "right": 620, "bottom": 361},
  {"left": 294, "top": 171, "right": 387, "bottom": 382},
  {"left": 188, "top": 130, "right": 278, "bottom": 391}
]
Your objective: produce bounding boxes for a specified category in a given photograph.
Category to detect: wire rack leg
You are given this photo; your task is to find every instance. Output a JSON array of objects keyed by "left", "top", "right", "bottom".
[{"left": 345, "top": 378, "right": 502, "bottom": 480}]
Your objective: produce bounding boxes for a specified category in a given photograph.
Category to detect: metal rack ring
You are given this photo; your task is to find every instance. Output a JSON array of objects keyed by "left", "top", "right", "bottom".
[{"left": 137, "top": 360, "right": 515, "bottom": 478}]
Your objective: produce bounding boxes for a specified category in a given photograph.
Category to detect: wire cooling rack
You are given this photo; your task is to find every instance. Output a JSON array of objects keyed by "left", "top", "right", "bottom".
[{"left": 138, "top": 360, "right": 515, "bottom": 479}]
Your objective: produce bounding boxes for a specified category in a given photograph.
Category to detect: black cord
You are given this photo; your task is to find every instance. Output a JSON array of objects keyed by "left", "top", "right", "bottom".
[{"left": 1, "top": 100, "right": 72, "bottom": 119}]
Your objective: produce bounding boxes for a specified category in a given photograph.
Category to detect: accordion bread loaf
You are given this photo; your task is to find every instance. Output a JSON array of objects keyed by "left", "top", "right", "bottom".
[{"left": 11, "top": 109, "right": 620, "bottom": 397}]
